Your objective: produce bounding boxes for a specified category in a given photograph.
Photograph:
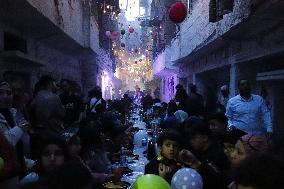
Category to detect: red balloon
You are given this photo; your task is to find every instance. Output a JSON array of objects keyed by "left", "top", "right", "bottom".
[
  {"left": 128, "top": 27, "right": 135, "bottom": 33},
  {"left": 110, "top": 35, "right": 116, "bottom": 41},
  {"left": 112, "top": 31, "right": 118, "bottom": 36},
  {"left": 169, "top": 2, "right": 187, "bottom": 23}
]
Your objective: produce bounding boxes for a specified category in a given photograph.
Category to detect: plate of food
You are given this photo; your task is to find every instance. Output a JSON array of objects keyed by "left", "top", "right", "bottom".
[
  {"left": 102, "top": 181, "right": 130, "bottom": 189},
  {"left": 121, "top": 166, "right": 133, "bottom": 175},
  {"left": 129, "top": 154, "right": 139, "bottom": 160},
  {"left": 121, "top": 172, "right": 144, "bottom": 185}
]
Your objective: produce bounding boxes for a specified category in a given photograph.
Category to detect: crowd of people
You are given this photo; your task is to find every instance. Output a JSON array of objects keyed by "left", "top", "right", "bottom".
[{"left": 0, "top": 75, "right": 284, "bottom": 189}]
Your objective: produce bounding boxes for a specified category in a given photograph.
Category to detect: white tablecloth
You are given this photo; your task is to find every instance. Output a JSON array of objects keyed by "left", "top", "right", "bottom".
[{"left": 121, "top": 117, "right": 149, "bottom": 186}]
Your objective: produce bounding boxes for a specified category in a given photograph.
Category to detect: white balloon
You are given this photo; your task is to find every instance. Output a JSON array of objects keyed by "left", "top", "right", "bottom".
[{"left": 171, "top": 168, "right": 203, "bottom": 189}]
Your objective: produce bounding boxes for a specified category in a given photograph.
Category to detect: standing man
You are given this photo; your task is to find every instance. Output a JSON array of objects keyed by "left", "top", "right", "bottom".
[
  {"left": 187, "top": 84, "right": 204, "bottom": 116},
  {"left": 59, "top": 79, "right": 84, "bottom": 127},
  {"left": 30, "top": 76, "right": 66, "bottom": 135},
  {"left": 226, "top": 79, "right": 272, "bottom": 136},
  {"left": 134, "top": 88, "right": 144, "bottom": 105},
  {"left": 216, "top": 85, "right": 230, "bottom": 113}
]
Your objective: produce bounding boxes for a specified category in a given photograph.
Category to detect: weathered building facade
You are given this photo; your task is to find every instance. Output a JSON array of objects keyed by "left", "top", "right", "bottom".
[
  {"left": 0, "top": 0, "right": 118, "bottom": 95},
  {"left": 153, "top": 0, "right": 284, "bottom": 137}
]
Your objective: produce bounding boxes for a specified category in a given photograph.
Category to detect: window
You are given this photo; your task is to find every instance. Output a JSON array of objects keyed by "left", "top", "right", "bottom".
[
  {"left": 185, "top": 0, "right": 198, "bottom": 14},
  {"left": 209, "top": 0, "right": 234, "bottom": 22},
  {"left": 4, "top": 32, "right": 27, "bottom": 53}
]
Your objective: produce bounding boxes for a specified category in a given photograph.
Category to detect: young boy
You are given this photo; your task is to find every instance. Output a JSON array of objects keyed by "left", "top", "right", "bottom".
[{"left": 144, "top": 129, "right": 181, "bottom": 183}]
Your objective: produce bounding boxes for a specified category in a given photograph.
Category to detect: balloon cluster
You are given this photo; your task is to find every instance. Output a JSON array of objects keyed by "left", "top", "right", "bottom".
[{"left": 131, "top": 168, "right": 203, "bottom": 189}]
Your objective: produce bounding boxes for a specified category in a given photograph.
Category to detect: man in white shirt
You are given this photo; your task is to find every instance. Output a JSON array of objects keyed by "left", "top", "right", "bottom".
[{"left": 226, "top": 79, "right": 272, "bottom": 136}]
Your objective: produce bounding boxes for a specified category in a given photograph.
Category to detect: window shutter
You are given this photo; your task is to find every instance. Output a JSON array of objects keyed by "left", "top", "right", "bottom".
[
  {"left": 209, "top": 0, "right": 217, "bottom": 22},
  {"left": 221, "top": 0, "right": 234, "bottom": 15}
]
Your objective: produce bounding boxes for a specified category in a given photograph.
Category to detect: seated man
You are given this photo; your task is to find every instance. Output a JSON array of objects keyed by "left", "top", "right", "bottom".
[
  {"left": 181, "top": 122, "right": 231, "bottom": 189},
  {"left": 145, "top": 129, "right": 182, "bottom": 183},
  {"left": 0, "top": 81, "right": 28, "bottom": 146},
  {"left": 207, "top": 112, "right": 246, "bottom": 145},
  {"left": 230, "top": 153, "right": 284, "bottom": 189}
]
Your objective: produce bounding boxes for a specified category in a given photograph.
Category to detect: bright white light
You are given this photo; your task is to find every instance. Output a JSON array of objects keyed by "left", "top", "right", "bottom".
[
  {"left": 140, "top": 7, "right": 145, "bottom": 15},
  {"left": 119, "top": 0, "right": 127, "bottom": 9},
  {"left": 102, "top": 71, "right": 110, "bottom": 99},
  {"left": 120, "top": 0, "right": 140, "bottom": 21}
]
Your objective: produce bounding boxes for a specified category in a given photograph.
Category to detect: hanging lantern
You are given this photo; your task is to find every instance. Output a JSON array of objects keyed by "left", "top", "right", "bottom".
[
  {"left": 128, "top": 27, "right": 135, "bottom": 33},
  {"left": 105, "top": 31, "right": 111, "bottom": 37},
  {"left": 169, "top": 2, "right": 187, "bottom": 23},
  {"left": 121, "top": 43, "right": 125, "bottom": 48},
  {"left": 121, "top": 29, "right": 126, "bottom": 36}
]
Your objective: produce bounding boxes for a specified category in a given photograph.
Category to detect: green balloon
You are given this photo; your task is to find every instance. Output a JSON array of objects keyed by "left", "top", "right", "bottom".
[
  {"left": 0, "top": 157, "right": 4, "bottom": 170},
  {"left": 121, "top": 29, "right": 126, "bottom": 35},
  {"left": 131, "top": 174, "right": 171, "bottom": 189}
]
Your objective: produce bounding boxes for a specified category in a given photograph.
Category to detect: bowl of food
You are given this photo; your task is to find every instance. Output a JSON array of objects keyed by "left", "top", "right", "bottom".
[
  {"left": 102, "top": 181, "right": 130, "bottom": 189},
  {"left": 121, "top": 166, "right": 133, "bottom": 175},
  {"left": 121, "top": 172, "right": 144, "bottom": 185}
]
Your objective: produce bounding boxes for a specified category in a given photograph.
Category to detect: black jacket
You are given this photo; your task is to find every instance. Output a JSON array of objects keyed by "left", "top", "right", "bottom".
[{"left": 145, "top": 155, "right": 182, "bottom": 183}]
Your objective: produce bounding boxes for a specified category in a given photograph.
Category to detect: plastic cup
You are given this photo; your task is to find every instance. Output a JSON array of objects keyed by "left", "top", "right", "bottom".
[{"left": 112, "top": 166, "right": 122, "bottom": 181}]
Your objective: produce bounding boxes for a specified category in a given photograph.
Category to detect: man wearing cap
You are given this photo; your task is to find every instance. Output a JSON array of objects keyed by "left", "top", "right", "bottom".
[{"left": 216, "top": 85, "right": 229, "bottom": 113}]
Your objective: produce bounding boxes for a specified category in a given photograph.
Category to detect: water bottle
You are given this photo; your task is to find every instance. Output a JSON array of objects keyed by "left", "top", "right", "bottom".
[
  {"left": 147, "top": 139, "right": 157, "bottom": 160},
  {"left": 120, "top": 147, "right": 127, "bottom": 166},
  {"left": 142, "top": 137, "right": 148, "bottom": 147}
]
